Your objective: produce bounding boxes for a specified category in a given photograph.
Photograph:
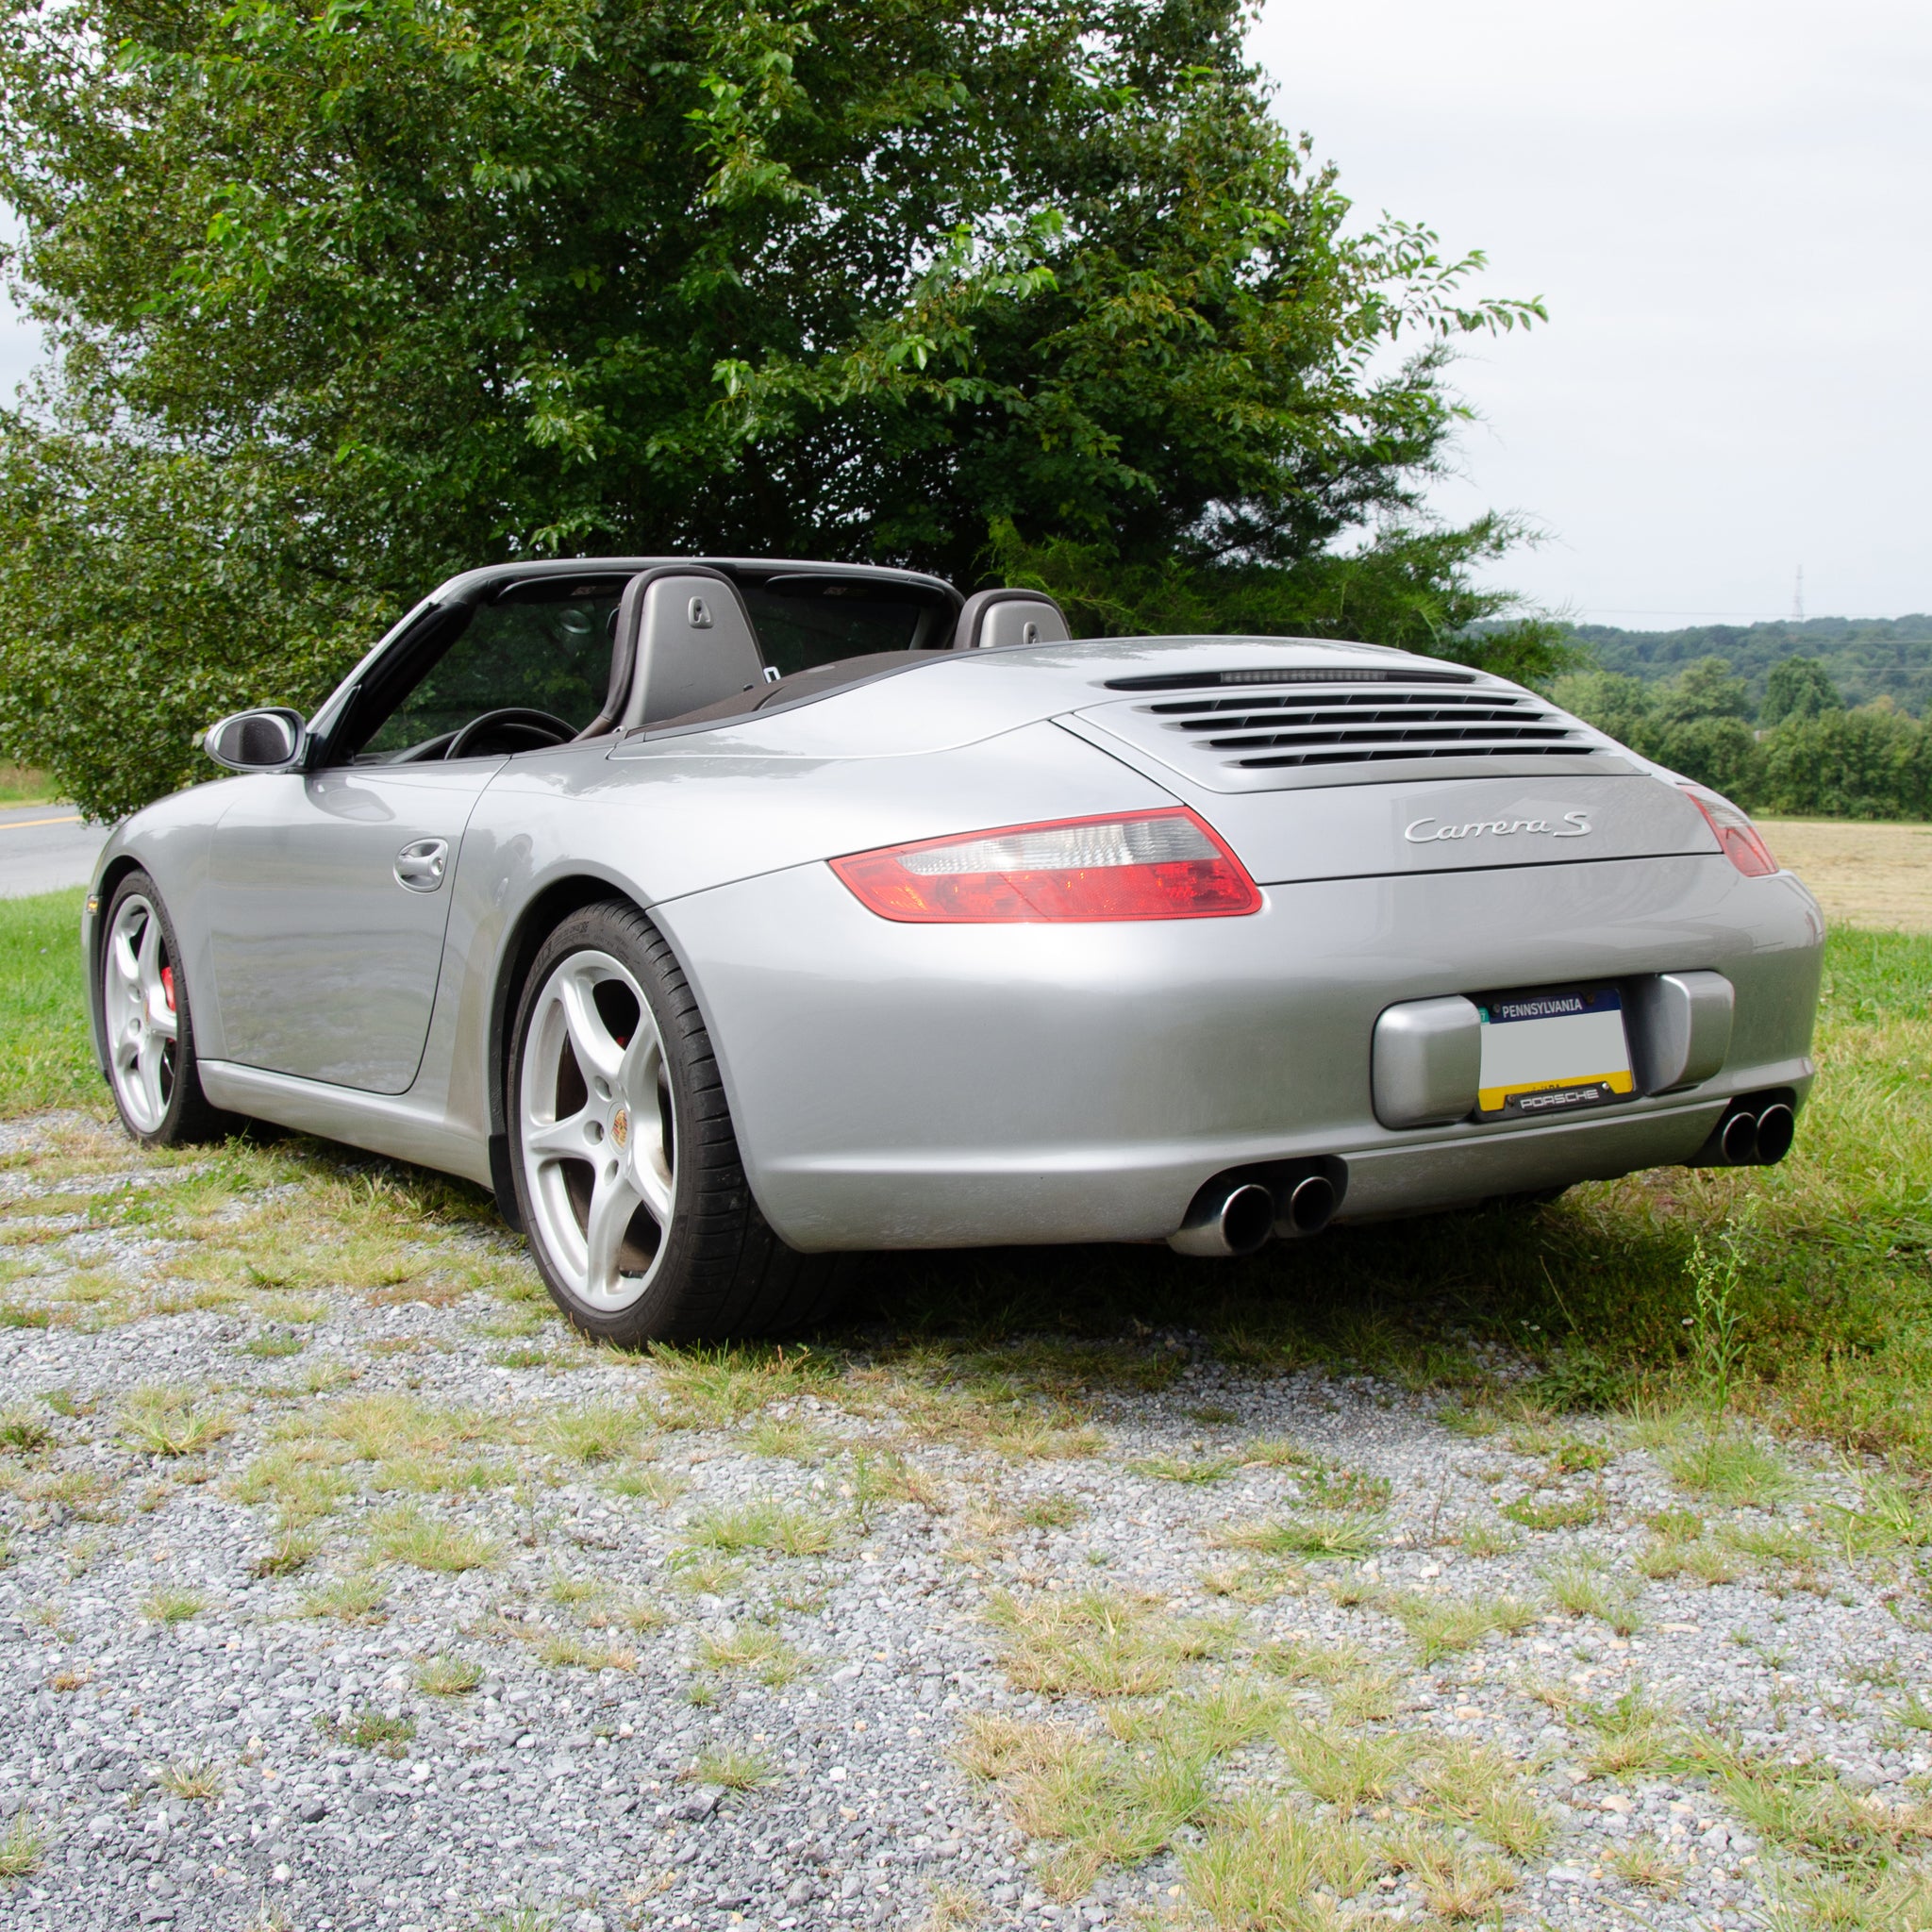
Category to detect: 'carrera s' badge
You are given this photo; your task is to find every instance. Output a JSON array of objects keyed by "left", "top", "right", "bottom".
[{"left": 1405, "top": 810, "right": 1591, "bottom": 844}]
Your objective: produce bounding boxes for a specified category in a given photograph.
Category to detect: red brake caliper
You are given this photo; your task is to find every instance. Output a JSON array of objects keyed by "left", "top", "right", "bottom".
[{"left": 160, "top": 964, "right": 176, "bottom": 1013}]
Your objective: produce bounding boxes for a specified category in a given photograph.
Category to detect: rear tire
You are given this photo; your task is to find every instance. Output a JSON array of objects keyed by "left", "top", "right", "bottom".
[
  {"left": 100, "top": 870, "right": 237, "bottom": 1146},
  {"left": 507, "top": 900, "right": 843, "bottom": 1344}
]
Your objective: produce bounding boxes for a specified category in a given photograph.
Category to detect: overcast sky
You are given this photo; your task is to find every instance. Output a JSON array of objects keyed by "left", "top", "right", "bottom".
[
  {"left": 4, "top": 0, "right": 1927, "bottom": 628},
  {"left": 1251, "top": 0, "right": 1932, "bottom": 626}
]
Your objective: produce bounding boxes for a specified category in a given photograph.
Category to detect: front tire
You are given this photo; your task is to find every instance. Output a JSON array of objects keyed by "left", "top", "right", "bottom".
[
  {"left": 508, "top": 901, "right": 841, "bottom": 1344},
  {"left": 100, "top": 870, "right": 235, "bottom": 1145}
]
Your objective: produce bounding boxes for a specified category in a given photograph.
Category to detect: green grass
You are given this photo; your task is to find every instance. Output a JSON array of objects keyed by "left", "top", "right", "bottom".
[
  {"left": 0, "top": 889, "right": 97, "bottom": 1115},
  {"left": 0, "top": 1808, "right": 45, "bottom": 1878},
  {"left": 142, "top": 1588, "right": 209, "bottom": 1624},
  {"left": 1215, "top": 1511, "right": 1379, "bottom": 1559},
  {"left": 0, "top": 767, "right": 57, "bottom": 808},
  {"left": 250, "top": 1530, "right": 320, "bottom": 1577},
  {"left": 691, "top": 1743, "right": 776, "bottom": 1790},
  {"left": 986, "top": 1589, "right": 1222, "bottom": 1700},
  {"left": 416, "top": 1655, "right": 484, "bottom": 1695},
  {"left": 1501, "top": 1491, "right": 1602, "bottom": 1531},
  {"left": 1376, "top": 1589, "right": 1538, "bottom": 1662},
  {"left": 318, "top": 1708, "right": 416, "bottom": 1756},
  {"left": 681, "top": 1500, "right": 834, "bottom": 1557},
  {"left": 962, "top": 1714, "right": 1218, "bottom": 1898}
]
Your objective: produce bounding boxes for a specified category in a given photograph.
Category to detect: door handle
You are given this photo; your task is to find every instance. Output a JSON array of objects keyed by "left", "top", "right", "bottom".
[{"left": 393, "top": 839, "right": 449, "bottom": 892}]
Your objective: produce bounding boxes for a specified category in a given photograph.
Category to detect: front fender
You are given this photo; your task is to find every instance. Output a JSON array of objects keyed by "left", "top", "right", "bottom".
[{"left": 83, "top": 787, "right": 234, "bottom": 1074}]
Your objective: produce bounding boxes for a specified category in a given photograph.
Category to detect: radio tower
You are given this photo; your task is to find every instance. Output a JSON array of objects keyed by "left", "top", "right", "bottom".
[{"left": 1791, "top": 565, "right": 1805, "bottom": 624}]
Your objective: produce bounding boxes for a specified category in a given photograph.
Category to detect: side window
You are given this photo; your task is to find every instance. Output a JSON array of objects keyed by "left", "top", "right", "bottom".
[{"left": 358, "top": 589, "right": 624, "bottom": 758}]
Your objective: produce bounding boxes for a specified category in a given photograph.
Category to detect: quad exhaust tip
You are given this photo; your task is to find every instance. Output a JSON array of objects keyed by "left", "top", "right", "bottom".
[
  {"left": 1280, "top": 1173, "right": 1336, "bottom": 1237},
  {"left": 1170, "top": 1158, "right": 1347, "bottom": 1257},
  {"left": 1171, "top": 1181, "right": 1276, "bottom": 1258},
  {"left": 1755, "top": 1102, "right": 1795, "bottom": 1165},
  {"left": 1691, "top": 1091, "right": 1798, "bottom": 1169}
]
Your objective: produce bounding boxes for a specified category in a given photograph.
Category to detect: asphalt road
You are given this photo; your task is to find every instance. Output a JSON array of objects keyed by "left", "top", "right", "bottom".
[{"left": 0, "top": 803, "right": 108, "bottom": 899}]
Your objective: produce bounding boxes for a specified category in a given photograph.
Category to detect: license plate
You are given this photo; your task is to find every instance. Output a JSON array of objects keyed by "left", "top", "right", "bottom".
[{"left": 1474, "top": 984, "right": 1634, "bottom": 1120}]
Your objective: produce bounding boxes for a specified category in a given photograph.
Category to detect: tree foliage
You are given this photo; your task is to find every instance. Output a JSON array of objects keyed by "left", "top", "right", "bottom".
[
  {"left": 1554, "top": 655, "right": 1932, "bottom": 822},
  {"left": 1562, "top": 615, "right": 1932, "bottom": 717},
  {"left": 1754, "top": 706, "right": 1930, "bottom": 820},
  {"left": 0, "top": 0, "right": 1547, "bottom": 817},
  {"left": 1760, "top": 655, "right": 1844, "bottom": 727}
]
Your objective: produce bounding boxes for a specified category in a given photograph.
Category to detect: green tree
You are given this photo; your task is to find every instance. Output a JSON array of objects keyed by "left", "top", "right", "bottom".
[
  {"left": 1756, "top": 706, "right": 1927, "bottom": 821},
  {"left": 0, "top": 435, "right": 381, "bottom": 826},
  {"left": 1619, "top": 657, "right": 1757, "bottom": 792},
  {"left": 1556, "top": 615, "right": 1932, "bottom": 717},
  {"left": 1549, "top": 670, "right": 1656, "bottom": 748},
  {"left": 0, "top": 0, "right": 1548, "bottom": 819},
  {"left": 1760, "top": 656, "right": 1843, "bottom": 727},
  {"left": 1552, "top": 660, "right": 1756, "bottom": 797},
  {"left": 1653, "top": 657, "right": 1753, "bottom": 726},
  {"left": 1644, "top": 716, "right": 1758, "bottom": 800}
]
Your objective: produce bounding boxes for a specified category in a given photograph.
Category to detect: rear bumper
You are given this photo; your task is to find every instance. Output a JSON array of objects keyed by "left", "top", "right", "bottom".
[{"left": 655, "top": 854, "right": 1824, "bottom": 1250}]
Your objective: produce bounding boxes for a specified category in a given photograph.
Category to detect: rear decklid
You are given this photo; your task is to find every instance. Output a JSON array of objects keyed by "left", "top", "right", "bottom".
[
  {"left": 613, "top": 632, "right": 1723, "bottom": 883},
  {"left": 1054, "top": 654, "right": 1720, "bottom": 884}
]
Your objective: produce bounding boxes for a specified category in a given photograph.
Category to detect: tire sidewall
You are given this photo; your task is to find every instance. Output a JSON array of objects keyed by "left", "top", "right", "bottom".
[
  {"left": 508, "top": 904, "right": 709, "bottom": 1342},
  {"left": 101, "top": 870, "right": 203, "bottom": 1146}
]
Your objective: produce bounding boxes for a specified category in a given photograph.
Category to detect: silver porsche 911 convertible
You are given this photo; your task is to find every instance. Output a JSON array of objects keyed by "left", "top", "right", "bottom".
[{"left": 83, "top": 556, "right": 1824, "bottom": 1341}]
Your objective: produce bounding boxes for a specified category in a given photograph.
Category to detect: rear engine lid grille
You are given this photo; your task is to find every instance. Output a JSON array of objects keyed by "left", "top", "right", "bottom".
[
  {"left": 1156, "top": 686, "right": 1591, "bottom": 770},
  {"left": 1072, "top": 676, "right": 1631, "bottom": 792}
]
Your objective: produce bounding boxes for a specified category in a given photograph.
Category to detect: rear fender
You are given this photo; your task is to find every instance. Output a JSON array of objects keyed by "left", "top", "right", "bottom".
[{"left": 454, "top": 719, "right": 1176, "bottom": 1170}]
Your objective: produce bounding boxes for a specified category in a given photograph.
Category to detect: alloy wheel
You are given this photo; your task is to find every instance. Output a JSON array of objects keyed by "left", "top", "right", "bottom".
[
  {"left": 105, "top": 893, "right": 178, "bottom": 1135},
  {"left": 518, "top": 948, "right": 675, "bottom": 1311}
]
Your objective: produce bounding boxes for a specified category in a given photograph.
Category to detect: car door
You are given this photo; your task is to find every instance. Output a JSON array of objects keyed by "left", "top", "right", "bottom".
[
  {"left": 204, "top": 758, "right": 503, "bottom": 1093},
  {"left": 202, "top": 573, "right": 636, "bottom": 1093}
]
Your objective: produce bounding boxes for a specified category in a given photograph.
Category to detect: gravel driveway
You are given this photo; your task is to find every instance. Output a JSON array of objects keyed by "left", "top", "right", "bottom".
[{"left": 0, "top": 1113, "right": 1927, "bottom": 1932}]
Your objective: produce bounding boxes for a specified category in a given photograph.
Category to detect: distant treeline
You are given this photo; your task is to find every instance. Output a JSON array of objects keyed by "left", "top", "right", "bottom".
[
  {"left": 1553, "top": 655, "right": 1930, "bottom": 821},
  {"left": 1560, "top": 615, "right": 1932, "bottom": 717}
]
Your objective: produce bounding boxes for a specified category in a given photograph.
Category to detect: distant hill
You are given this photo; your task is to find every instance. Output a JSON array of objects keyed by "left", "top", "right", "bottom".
[{"left": 1558, "top": 616, "right": 1932, "bottom": 716}]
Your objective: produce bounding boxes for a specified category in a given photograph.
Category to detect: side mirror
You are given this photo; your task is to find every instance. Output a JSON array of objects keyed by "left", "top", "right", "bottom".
[{"left": 204, "top": 707, "right": 308, "bottom": 773}]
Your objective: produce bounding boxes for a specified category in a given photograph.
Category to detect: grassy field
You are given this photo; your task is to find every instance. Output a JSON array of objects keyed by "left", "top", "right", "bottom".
[
  {"left": 4, "top": 886, "right": 1928, "bottom": 1469},
  {"left": 0, "top": 765, "right": 58, "bottom": 807},
  {"left": 0, "top": 887, "right": 99, "bottom": 1114},
  {"left": 1762, "top": 818, "right": 1932, "bottom": 934}
]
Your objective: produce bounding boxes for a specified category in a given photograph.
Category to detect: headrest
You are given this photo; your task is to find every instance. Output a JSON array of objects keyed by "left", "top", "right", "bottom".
[
  {"left": 584, "top": 567, "right": 770, "bottom": 736},
  {"left": 950, "top": 587, "right": 1072, "bottom": 651}
]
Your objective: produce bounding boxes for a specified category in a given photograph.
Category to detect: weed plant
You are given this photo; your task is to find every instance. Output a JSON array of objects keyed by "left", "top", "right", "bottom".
[
  {"left": 691, "top": 1744, "right": 774, "bottom": 1790},
  {"left": 416, "top": 1656, "right": 483, "bottom": 1695},
  {"left": 0, "top": 1810, "right": 44, "bottom": 1878}
]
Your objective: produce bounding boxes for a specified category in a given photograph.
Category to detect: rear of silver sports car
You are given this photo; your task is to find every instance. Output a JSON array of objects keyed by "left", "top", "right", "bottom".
[{"left": 648, "top": 640, "right": 1823, "bottom": 1255}]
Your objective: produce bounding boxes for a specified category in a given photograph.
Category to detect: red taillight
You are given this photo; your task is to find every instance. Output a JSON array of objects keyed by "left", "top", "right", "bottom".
[
  {"left": 829, "top": 808, "right": 1262, "bottom": 923},
  {"left": 1682, "top": 786, "right": 1777, "bottom": 878}
]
